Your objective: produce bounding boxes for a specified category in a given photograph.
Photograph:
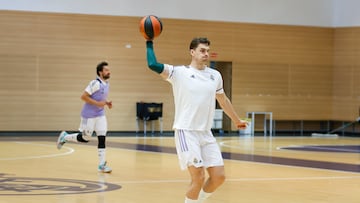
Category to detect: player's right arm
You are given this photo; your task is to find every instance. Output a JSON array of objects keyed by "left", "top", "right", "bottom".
[
  {"left": 146, "top": 41, "right": 170, "bottom": 79},
  {"left": 81, "top": 91, "right": 106, "bottom": 108},
  {"left": 81, "top": 80, "right": 109, "bottom": 108}
]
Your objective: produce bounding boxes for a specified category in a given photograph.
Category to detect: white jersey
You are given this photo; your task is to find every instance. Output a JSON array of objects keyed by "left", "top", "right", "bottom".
[{"left": 165, "top": 65, "right": 224, "bottom": 131}]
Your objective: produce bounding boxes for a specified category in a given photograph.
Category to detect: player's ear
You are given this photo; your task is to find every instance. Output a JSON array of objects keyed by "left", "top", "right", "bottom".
[{"left": 190, "top": 49, "right": 195, "bottom": 56}]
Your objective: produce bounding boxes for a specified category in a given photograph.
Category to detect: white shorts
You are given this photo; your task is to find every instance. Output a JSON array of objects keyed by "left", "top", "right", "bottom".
[
  {"left": 174, "top": 129, "right": 224, "bottom": 170},
  {"left": 79, "top": 115, "right": 107, "bottom": 136}
]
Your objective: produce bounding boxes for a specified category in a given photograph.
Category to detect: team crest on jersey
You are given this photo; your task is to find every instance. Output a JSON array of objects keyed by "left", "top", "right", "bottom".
[
  {"left": 210, "top": 75, "right": 215, "bottom": 81},
  {"left": 190, "top": 75, "right": 195, "bottom": 79}
]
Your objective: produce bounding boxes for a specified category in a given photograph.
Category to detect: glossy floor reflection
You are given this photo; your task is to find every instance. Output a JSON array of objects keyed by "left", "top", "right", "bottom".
[{"left": 0, "top": 134, "right": 359, "bottom": 203}]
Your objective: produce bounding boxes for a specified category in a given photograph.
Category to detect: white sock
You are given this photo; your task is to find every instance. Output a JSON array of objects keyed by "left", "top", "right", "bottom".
[
  {"left": 64, "top": 133, "right": 79, "bottom": 142},
  {"left": 198, "top": 189, "right": 212, "bottom": 203},
  {"left": 98, "top": 148, "right": 106, "bottom": 165},
  {"left": 185, "top": 197, "right": 198, "bottom": 203}
]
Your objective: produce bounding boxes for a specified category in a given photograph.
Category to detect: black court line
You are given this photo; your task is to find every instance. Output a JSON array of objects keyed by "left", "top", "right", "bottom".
[
  {"left": 107, "top": 142, "right": 359, "bottom": 173},
  {"left": 279, "top": 145, "right": 360, "bottom": 153}
]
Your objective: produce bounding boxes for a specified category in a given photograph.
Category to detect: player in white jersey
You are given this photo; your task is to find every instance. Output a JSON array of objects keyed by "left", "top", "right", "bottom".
[{"left": 146, "top": 38, "right": 248, "bottom": 203}]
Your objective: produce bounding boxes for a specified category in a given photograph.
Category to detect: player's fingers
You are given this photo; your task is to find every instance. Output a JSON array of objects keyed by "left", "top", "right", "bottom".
[{"left": 237, "top": 123, "right": 247, "bottom": 129}]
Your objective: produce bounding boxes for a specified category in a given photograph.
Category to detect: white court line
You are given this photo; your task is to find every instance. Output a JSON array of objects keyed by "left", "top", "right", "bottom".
[
  {"left": 219, "top": 140, "right": 274, "bottom": 153},
  {"left": 108, "top": 136, "right": 174, "bottom": 140},
  {"left": 0, "top": 142, "right": 74, "bottom": 161},
  {"left": 116, "top": 175, "right": 360, "bottom": 184}
]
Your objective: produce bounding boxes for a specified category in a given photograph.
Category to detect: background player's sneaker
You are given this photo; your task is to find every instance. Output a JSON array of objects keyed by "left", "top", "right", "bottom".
[
  {"left": 57, "top": 131, "right": 67, "bottom": 150},
  {"left": 98, "top": 161, "right": 112, "bottom": 173}
]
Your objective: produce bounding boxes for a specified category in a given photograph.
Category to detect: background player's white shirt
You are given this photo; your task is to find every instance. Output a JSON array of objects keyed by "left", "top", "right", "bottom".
[
  {"left": 84, "top": 77, "right": 107, "bottom": 95},
  {"left": 165, "top": 65, "right": 224, "bottom": 131}
]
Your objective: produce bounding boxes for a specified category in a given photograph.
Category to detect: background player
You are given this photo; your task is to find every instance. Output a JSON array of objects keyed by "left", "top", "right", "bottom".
[{"left": 57, "top": 61, "right": 113, "bottom": 173}]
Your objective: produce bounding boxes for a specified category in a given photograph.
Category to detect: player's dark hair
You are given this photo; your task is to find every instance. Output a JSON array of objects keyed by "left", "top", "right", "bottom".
[
  {"left": 189, "top": 37, "right": 210, "bottom": 50},
  {"left": 96, "top": 61, "right": 108, "bottom": 76}
]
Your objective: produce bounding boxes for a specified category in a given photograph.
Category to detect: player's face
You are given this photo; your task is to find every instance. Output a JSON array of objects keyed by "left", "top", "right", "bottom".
[
  {"left": 101, "top": 66, "right": 111, "bottom": 80},
  {"left": 191, "top": 43, "right": 210, "bottom": 63}
]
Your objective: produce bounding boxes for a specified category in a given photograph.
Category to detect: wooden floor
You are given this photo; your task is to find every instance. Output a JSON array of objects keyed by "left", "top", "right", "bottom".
[{"left": 0, "top": 133, "right": 359, "bottom": 203}]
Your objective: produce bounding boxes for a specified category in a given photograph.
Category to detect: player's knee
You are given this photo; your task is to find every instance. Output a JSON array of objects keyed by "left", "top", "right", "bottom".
[
  {"left": 211, "top": 172, "right": 225, "bottom": 186},
  {"left": 215, "top": 173, "right": 225, "bottom": 185},
  {"left": 76, "top": 132, "right": 90, "bottom": 143},
  {"left": 198, "top": 174, "right": 206, "bottom": 184},
  {"left": 98, "top": 135, "right": 106, "bottom": 148},
  {"left": 191, "top": 168, "right": 205, "bottom": 185}
]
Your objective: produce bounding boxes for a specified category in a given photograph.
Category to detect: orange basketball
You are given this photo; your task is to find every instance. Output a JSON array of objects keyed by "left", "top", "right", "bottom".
[{"left": 139, "top": 15, "right": 163, "bottom": 40}]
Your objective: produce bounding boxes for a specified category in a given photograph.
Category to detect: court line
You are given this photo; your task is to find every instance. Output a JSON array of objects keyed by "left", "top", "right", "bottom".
[
  {"left": 219, "top": 140, "right": 281, "bottom": 153},
  {"left": 0, "top": 142, "right": 74, "bottom": 161},
  {"left": 277, "top": 145, "right": 360, "bottom": 153},
  {"left": 106, "top": 141, "right": 360, "bottom": 175},
  {"left": 219, "top": 140, "right": 359, "bottom": 154},
  {"left": 116, "top": 175, "right": 360, "bottom": 184},
  {"left": 108, "top": 136, "right": 174, "bottom": 140}
]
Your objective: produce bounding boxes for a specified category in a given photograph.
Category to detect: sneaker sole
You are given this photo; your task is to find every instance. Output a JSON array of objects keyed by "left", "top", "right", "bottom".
[
  {"left": 99, "top": 170, "right": 112, "bottom": 173},
  {"left": 57, "top": 131, "right": 66, "bottom": 150}
]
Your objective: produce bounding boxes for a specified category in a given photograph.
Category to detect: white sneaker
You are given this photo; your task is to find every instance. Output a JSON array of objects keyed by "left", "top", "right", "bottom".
[
  {"left": 57, "top": 131, "right": 68, "bottom": 150},
  {"left": 98, "top": 161, "right": 112, "bottom": 173}
]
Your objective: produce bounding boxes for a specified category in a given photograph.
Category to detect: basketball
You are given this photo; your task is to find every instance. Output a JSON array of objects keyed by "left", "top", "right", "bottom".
[{"left": 139, "top": 15, "right": 163, "bottom": 40}]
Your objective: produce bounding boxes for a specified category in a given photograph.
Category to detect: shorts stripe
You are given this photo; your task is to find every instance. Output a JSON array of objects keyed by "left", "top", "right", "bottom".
[{"left": 178, "top": 130, "right": 188, "bottom": 152}]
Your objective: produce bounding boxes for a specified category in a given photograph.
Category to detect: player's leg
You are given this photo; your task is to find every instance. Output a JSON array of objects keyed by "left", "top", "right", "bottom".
[
  {"left": 56, "top": 118, "right": 93, "bottom": 150},
  {"left": 174, "top": 130, "right": 204, "bottom": 202},
  {"left": 198, "top": 166, "right": 225, "bottom": 203},
  {"left": 198, "top": 131, "right": 225, "bottom": 203},
  {"left": 95, "top": 116, "right": 111, "bottom": 173},
  {"left": 186, "top": 166, "right": 205, "bottom": 202}
]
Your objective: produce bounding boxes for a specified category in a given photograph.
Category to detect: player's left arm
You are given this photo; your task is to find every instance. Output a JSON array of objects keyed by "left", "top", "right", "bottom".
[{"left": 216, "top": 93, "right": 248, "bottom": 129}]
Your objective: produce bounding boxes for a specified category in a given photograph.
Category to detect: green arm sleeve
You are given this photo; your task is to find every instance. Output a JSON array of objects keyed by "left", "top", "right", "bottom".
[{"left": 146, "top": 41, "right": 164, "bottom": 74}]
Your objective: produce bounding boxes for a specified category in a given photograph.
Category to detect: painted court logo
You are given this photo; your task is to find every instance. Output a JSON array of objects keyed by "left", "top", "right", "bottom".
[{"left": 0, "top": 173, "right": 121, "bottom": 196}]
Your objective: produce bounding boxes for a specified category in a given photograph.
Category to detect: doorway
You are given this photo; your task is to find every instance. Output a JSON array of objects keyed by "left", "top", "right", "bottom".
[{"left": 210, "top": 61, "right": 232, "bottom": 133}]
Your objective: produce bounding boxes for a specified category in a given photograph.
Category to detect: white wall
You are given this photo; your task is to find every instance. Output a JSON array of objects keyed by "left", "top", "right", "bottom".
[
  {"left": 333, "top": 0, "right": 360, "bottom": 27},
  {"left": 0, "top": 0, "right": 334, "bottom": 27}
]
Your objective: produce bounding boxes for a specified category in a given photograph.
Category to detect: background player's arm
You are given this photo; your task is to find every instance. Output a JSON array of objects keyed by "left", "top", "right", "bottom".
[
  {"left": 216, "top": 93, "right": 248, "bottom": 129},
  {"left": 146, "top": 41, "right": 169, "bottom": 80},
  {"left": 81, "top": 92, "right": 110, "bottom": 108}
]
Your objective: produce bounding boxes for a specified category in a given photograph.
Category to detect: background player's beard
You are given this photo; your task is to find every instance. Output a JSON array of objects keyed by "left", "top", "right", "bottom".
[{"left": 103, "top": 74, "right": 110, "bottom": 80}]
